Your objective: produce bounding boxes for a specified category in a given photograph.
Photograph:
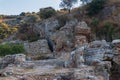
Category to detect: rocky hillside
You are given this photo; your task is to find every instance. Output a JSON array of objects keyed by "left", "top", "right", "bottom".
[
  {"left": 0, "top": 0, "right": 120, "bottom": 80},
  {"left": 1, "top": 0, "right": 120, "bottom": 42}
]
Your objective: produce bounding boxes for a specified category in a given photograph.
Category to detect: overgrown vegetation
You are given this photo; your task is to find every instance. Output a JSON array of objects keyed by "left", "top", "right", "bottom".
[
  {"left": 39, "top": 7, "right": 56, "bottom": 19},
  {"left": 25, "top": 14, "right": 40, "bottom": 23},
  {"left": 60, "top": 0, "right": 78, "bottom": 13},
  {"left": 101, "top": 22, "right": 119, "bottom": 41},
  {"left": 91, "top": 18, "right": 100, "bottom": 37},
  {"left": 92, "top": 21, "right": 120, "bottom": 41},
  {"left": 17, "top": 23, "right": 40, "bottom": 42},
  {"left": 56, "top": 15, "right": 71, "bottom": 29},
  {"left": 87, "top": 0, "right": 106, "bottom": 16},
  {"left": 0, "top": 22, "right": 18, "bottom": 40},
  {"left": 0, "top": 43, "right": 25, "bottom": 56}
]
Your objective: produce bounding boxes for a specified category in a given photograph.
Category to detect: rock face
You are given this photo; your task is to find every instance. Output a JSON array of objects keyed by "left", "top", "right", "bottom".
[
  {"left": 49, "top": 19, "right": 78, "bottom": 54},
  {"left": 22, "top": 59, "right": 65, "bottom": 69},
  {"left": 34, "top": 19, "right": 59, "bottom": 38},
  {"left": 112, "top": 39, "right": 120, "bottom": 65},
  {"left": 75, "top": 21, "right": 91, "bottom": 47},
  {"left": 1, "top": 20, "right": 120, "bottom": 80},
  {"left": 24, "top": 39, "right": 51, "bottom": 54},
  {"left": 51, "top": 23, "right": 74, "bottom": 52},
  {"left": 0, "top": 64, "right": 14, "bottom": 77},
  {"left": 17, "top": 67, "right": 102, "bottom": 80},
  {"left": 0, "top": 54, "right": 26, "bottom": 69}
]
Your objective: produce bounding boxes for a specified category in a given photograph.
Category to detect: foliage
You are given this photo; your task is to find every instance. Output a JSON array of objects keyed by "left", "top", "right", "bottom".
[
  {"left": 91, "top": 18, "right": 99, "bottom": 26},
  {"left": 0, "top": 23, "right": 18, "bottom": 39},
  {"left": 91, "top": 18, "right": 99, "bottom": 36},
  {"left": 60, "top": 0, "right": 78, "bottom": 13},
  {"left": 97, "top": 22, "right": 120, "bottom": 41},
  {"left": 0, "top": 15, "right": 2, "bottom": 19},
  {"left": 20, "top": 12, "right": 26, "bottom": 16},
  {"left": 87, "top": 0, "right": 106, "bottom": 16},
  {"left": 17, "top": 23, "right": 39, "bottom": 42},
  {"left": 39, "top": 7, "right": 56, "bottom": 19},
  {"left": 26, "top": 14, "right": 40, "bottom": 23},
  {"left": 56, "top": 15, "right": 70, "bottom": 29},
  {"left": 0, "top": 43, "right": 25, "bottom": 56}
]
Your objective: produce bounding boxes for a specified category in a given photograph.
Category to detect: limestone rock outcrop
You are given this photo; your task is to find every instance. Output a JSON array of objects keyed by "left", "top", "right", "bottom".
[
  {"left": 75, "top": 21, "right": 91, "bottom": 47},
  {"left": 0, "top": 54, "right": 26, "bottom": 69},
  {"left": 24, "top": 39, "right": 52, "bottom": 57},
  {"left": 51, "top": 23, "right": 74, "bottom": 52}
]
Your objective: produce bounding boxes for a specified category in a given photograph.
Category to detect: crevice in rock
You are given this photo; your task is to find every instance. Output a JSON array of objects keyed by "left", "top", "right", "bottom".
[
  {"left": 46, "top": 36, "right": 54, "bottom": 52},
  {"left": 110, "top": 61, "right": 120, "bottom": 80}
]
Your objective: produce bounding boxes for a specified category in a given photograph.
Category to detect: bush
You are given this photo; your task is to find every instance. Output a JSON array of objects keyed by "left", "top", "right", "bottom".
[
  {"left": 0, "top": 23, "right": 18, "bottom": 39},
  {"left": 0, "top": 43, "right": 25, "bottom": 56},
  {"left": 39, "top": 7, "right": 56, "bottom": 19},
  {"left": 87, "top": 0, "right": 106, "bottom": 16},
  {"left": 26, "top": 14, "right": 40, "bottom": 23},
  {"left": 17, "top": 23, "right": 40, "bottom": 42}
]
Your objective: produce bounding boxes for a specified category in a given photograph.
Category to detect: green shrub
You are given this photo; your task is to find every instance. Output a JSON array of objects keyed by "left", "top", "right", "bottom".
[
  {"left": 0, "top": 23, "right": 18, "bottom": 39},
  {"left": 26, "top": 14, "right": 40, "bottom": 23},
  {"left": 39, "top": 7, "right": 56, "bottom": 19},
  {"left": 87, "top": 0, "right": 106, "bottom": 16},
  {"left": 0, "top": 43, "right": 25, "bottom": 56}
]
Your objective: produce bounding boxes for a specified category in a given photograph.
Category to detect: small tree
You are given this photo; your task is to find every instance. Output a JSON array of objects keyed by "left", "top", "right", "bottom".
[{"left": 60, "top": 0, "right": 78, "bottom": 13}]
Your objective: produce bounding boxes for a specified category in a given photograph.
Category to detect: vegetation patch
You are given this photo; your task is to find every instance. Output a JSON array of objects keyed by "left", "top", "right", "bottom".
[
  {"left": 87, "top": 0, "right": 106, "bottom": 16},
  {"left": 0, "top": 22, "right": 18, "bottom": 40},
  {"left": 39, "top": 7, "right": 56, "bottom": 19},
  {"left": 0, "top": 43, "right": 25, "bottom": 56}
]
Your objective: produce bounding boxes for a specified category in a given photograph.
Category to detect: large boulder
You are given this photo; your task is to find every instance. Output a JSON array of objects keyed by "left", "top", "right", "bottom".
[
  {"left": 24, "top": 39, "right": 53, "bottom": 60},
  {"left": 51, "top": 23, "right": 74, "bottom": 52}
]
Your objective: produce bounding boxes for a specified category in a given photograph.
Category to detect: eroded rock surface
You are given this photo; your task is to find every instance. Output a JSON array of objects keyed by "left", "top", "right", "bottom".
[{"left": 0, "top": 21, "right": 120, "bottom": 80}]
